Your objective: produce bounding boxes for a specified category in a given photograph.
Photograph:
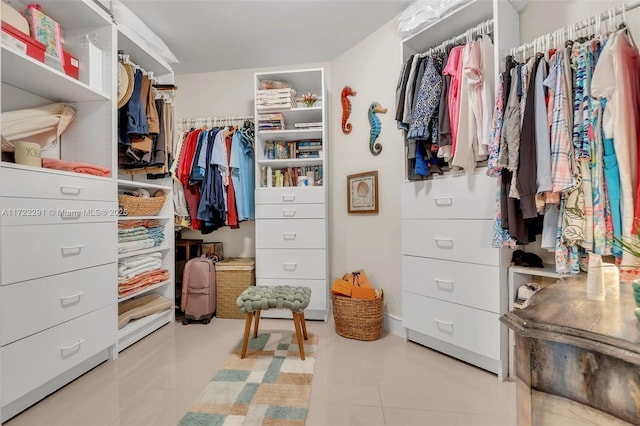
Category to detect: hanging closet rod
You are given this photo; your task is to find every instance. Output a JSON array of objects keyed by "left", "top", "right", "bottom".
[
  {"left": 509, "top": 0, "right": 640, "bottom": 58},
  {"left": 419, "top": 19, "right": 493, "bottom": 57},
  {"left": 179, "top": 115, "right": 254, "bottom": 130},
  {"left": 118, "top": 52, "right": 157, "bottom": 83}
]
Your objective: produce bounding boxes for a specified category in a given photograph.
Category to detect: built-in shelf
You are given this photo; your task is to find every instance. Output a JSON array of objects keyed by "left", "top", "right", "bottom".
[
  {"left": 117, "top": 309, "right": 173, "bottom": 352},
  {"left": 258, "top": 129, "right": 323, "bottom": 136},
  {"left": 118, "top": 280, "right": 171, "bottom": 302},
  {"left": 1, "top": 161, "right": 114, "bottom": 181},
  {"left": 257, "top": 158, "right": 323, "bottom": 168},
  {"left": 509, "top": 264, "right": 584, "bottom": 279},
  {"left": 1, "top": 46, "right": 110, "bottom": 102},
  {"left": 117, "top": 25, "right": 173, "bottom": 83},
  {"left": 118, "top": 215, "right": 172, "bottom": 220},
  {"left": 117, "top": 179, "right": 172, "bottom": 191}
]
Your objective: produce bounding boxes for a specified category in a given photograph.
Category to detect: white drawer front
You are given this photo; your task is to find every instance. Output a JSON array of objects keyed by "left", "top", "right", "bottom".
[
  {"left": 403, "top": 293, "right": 500, "bottom": 360},
  {"left": 1, "top": 304, "right": 116, "bottom": 406},
  {"left": 255, "top": 187, "right": 325, "bottom": 204},
  {"left": 1, "top": 222, "right": 117, "bottom": 284},
  {"left": 1, "top": 198, "right": 117, "bottom": 226},
  {"left": 401, "top": 173, "right": 496, "bottom": 219},
  {"left": 402, "top": 219, "right": 499, "bottom": 265},
  {"left": 255, "top": 203, "right": 325, "bottom": 219},
  {"left": 256, "top": 278, "right": 327, "bottom": 312},
  {"left": 0, "top": 264, "right": 116, "bottom": 346},
  {"left": 403, "top": 256, "right": 501, "bottom": 312},
  {"left": 255, "top": 249, "right": 326, "bottom": 280},
  {"left": 0, "top": 166, "right": 114, "bottom": 201},
  {"left": 256, "top": 219, "right": 326, "bottom": 249}
]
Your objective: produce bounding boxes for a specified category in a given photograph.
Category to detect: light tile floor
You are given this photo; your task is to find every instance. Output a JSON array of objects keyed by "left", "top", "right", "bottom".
[{"left": 5, "top": 315, "right": 516, "bottom": 426}]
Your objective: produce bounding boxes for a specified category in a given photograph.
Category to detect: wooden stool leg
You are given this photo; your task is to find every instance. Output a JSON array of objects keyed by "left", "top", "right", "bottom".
[
  {"left": 241, "top": 312, "right": 254, "bottom": 359},
  {"left": 300, "top": 311, "right": 308, "bottom": 340},
  {"left": 293, "top": 312, "right": 305, "bottom": 360},
  {"left": 254, "top": 310, "right": 261, "bottom": 338}
]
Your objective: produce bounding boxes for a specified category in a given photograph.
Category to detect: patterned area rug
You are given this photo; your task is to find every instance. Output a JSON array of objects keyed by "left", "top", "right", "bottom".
[{"left": 179, "top": 330, "right": 318, "bottom": 426}]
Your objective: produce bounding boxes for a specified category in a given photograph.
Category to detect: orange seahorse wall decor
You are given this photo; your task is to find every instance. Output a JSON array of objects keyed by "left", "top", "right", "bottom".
[{"left": 341, "top": 86, "right": 357, "bottom": 134}]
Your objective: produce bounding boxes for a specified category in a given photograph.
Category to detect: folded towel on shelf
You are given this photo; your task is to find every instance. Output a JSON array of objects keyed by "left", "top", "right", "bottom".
[
  {"left": 118, "top": 260, "right": 162, "bottom": 279},
  {"left": 118, "top": 269, "right": 169, "bottom": 297},
  {"left": 118, "top": 294, "right": 173, "bottom": 329},
  {"left": 119, "top": 233, "right": 155, "bottom": 243},
  {"left": 118, "top": 252, "right": 162, "bottom": 270},
  {"left": 42, "top": 158, "right": 111, "bottom": 177},
  {"left": 118, "top": 238, "right": 156, "bottom": 254},
  {"left": 118, "top": 219, "right": 161, "bottom": 230}
]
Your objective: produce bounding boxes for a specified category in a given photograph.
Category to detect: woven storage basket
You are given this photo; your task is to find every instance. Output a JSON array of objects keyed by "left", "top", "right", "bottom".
[
  {"left": 216, "top": 257, "right": 255, "bottom": 319},
  {"left": 118, "top": 193, "right": 166, "bottom": 216},
  {"left": 332, "top": 292, "right": 383, "bottom": 341}
]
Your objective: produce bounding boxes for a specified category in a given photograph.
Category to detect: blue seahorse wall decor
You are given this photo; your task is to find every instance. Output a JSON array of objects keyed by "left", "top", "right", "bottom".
[{"left": 368, "top": 101, "right": 387, "bottom": 155}]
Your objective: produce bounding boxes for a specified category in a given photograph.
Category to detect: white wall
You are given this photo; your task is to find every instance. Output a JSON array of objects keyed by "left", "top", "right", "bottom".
[{"left": 329, "top": 18, "right": 405, "bottom": 317}]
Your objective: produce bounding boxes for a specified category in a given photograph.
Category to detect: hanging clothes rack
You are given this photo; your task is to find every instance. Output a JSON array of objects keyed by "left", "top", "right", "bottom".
[
  {"left": 509, "top": 0, "right": 640, "bottom": 59},
  {"left": 118, "top": 51, "right": 157, "bottom": 84},
  {"left": 419, "top": 18, "right": 493, "bottom": 58},
  {"left": 178, "top": 115, "right": 254, "bottom": 132}
]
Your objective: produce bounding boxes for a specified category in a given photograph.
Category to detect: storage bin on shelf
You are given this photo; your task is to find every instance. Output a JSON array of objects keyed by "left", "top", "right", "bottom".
[
  {"left": 118, "top": 189, "right": 166, "bottom": 216},
  {"left": 216, "top": 257, "right": 255, "bottom": 319},
  {"left": 331, "top": 269, "right": 383, "bottom": 341}
]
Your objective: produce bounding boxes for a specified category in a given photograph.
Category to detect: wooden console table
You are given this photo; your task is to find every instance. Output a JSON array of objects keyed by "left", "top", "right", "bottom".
[{"left": 501, "top": 280, "right": 640, "bottom": 425}]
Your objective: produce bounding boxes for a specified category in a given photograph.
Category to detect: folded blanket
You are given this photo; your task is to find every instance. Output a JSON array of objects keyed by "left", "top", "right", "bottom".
[
  {"left": 119, "top": 233, "right": 155, "bottom": 243},
  {"left": 42, "top": 158, "right": 111, "bottom": 177},
  {"left": 118, "top": 269, "right": 169, "bottom": 297},
  {"left": 118, "top": 260, "right": 162, "bottom": 280},
  {"left": 118, "top": 238, "right": 156, "bottom": 254},
  {"left": 118, "top": 294, "right": 173, "bottom": 329},
  {"left": 119, "top": 252, "right": 162, "bottom": 269},
  {"left": 118, "top": 219, "right": 161, "bottom": 230}
]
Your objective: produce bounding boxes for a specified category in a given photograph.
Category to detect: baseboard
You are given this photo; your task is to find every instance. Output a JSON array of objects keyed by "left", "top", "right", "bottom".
[{"left": 383, "top": 313, "right": 404, "bottom": 338}]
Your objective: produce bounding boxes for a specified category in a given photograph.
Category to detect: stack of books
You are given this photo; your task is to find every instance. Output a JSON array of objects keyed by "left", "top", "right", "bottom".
[
  {"left": 256, "top": 88, "right": 297, "bottom": 111},
  {"left": 296, "top": 139, "right": 322, "bottom": 158},
  {"left": 258, "top": 113, "right": 285, "bottom": 131},
  {"left": 268, "top": 165, "right": 323, "bottom": 187}
]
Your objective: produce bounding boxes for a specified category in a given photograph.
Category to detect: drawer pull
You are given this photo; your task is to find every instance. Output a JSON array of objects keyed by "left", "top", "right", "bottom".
[
  {"left": 282, "top": 210, "right": 297, "bottom": 217},
  {"left": 433, "top": 197, "right": 453, "bottom": 206},
  {"left": 282, "top": 195, "right": 296, "bottom": 202},
  {"left": 60, "top": 186, "right": 83, "bottom": 196},
  {"left": 60, "top": 339, "right": 85, "bottom": 357},
  {"left": 435, "top": 318, "right": 454, "bottom": 334},
  {"left": 60, "top": 292, "right": 84, "bottom": 306},
  {"left": 283, "top": 262, "right": 298, "bottom": 271},
  {"left": 61, "top": 245, "right": 84, "bottom": 256},
  {"left": 283, "top": 233, "right": 297, "bottom": 240},
  {"left": 60, "top": 210, "right": 81, "bottom": 220},
  {"left": 435, "top": 279, "right": 454, "bottom": 291},
  {"left": 434, "top": 238, "right": 454, "bottom": 248}
]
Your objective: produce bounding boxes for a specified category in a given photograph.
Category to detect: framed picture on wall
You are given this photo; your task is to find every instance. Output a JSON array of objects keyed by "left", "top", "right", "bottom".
[{"left": 347, "top": 170, "right": 378, "bottom": 214}]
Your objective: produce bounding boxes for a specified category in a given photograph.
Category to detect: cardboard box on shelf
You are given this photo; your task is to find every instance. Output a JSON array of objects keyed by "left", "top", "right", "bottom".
[{"left": 1, "top": 20, "right": 46, "bottom": 62}]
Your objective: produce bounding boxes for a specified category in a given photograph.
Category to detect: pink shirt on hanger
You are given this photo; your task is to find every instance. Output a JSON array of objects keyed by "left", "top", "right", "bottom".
[{"left": 442, "top": 45, "right": 464, "bottom": 160}]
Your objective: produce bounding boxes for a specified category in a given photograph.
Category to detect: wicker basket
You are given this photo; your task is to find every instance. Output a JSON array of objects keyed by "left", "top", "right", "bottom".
[
  {"left": 216, "top": 258, "right": 255, "bottom": 319},
  {"left": 332, "top": 292, "right": 383, "bottom": 341},
  {"left": 118, "top": 192, "right": 166, "bottom": 216}
]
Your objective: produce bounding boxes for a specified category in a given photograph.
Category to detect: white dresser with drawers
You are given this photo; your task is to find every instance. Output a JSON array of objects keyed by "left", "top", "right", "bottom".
[
  {"left": 401, "top": 172, "right": 509, "bottom": 379},
  {"left": 0, "top": 167, "right": 118, "bottom": 421}
]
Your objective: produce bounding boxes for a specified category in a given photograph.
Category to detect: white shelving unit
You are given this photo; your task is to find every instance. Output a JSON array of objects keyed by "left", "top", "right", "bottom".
[
  {"left": 0, "top": 0, "right": 117, "bottom": 422},
  {"left": 113, "top": 19, "right": 175, "bottom": 352},
  {"left": 253, "top": 68, "right": 329, "bottom": 321},
  {"left": 400, "top": 0, "right": 521, "bottom": 381}
]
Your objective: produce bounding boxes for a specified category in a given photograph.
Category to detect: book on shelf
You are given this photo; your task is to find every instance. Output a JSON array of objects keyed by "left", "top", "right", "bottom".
[
  {"left": 297, "top": 145, "right": 323, "bottom": 152},
  {"left": 294, "top": 122, "right": 323, "bottom": 128}
]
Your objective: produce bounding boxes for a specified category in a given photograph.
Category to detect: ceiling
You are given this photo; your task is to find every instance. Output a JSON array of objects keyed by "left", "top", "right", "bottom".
[{"left": 119, "top": 0, "right": 413, "bottom": 75}]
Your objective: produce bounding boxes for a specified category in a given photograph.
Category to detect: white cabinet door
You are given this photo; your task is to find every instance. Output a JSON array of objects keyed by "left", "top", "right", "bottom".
[
  {"left": 255, "top": 187, "right": 325, "bottom": 204},
  {"left": 255, "top": 248, "right": 326, "bottom": 280},
  {"left": 255, "top": 203, "right": 325, "bottom": 219},
  {"left": 1, "top": 222, "right": 117, "bottom": 284},
  {"left": 403, "top": 255, "right": 501, "bottom": 313},
  {"left": 1, "top": 304, "right": 116, "bottom": 406},
  {"left": 403, "top": 293, "right": 501, "bottom": 360},
  {"left": 256, "top": 219, "right": 326, "bottom": 249},
  {"left": 401, "top": 219, "right": 499, "bottom": 265},
  {"left": 401, "top": 173, "right": 496, "bottom": 220},
  {"left": 0, "top": 264, "right": 115, "bottom": 346}
]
